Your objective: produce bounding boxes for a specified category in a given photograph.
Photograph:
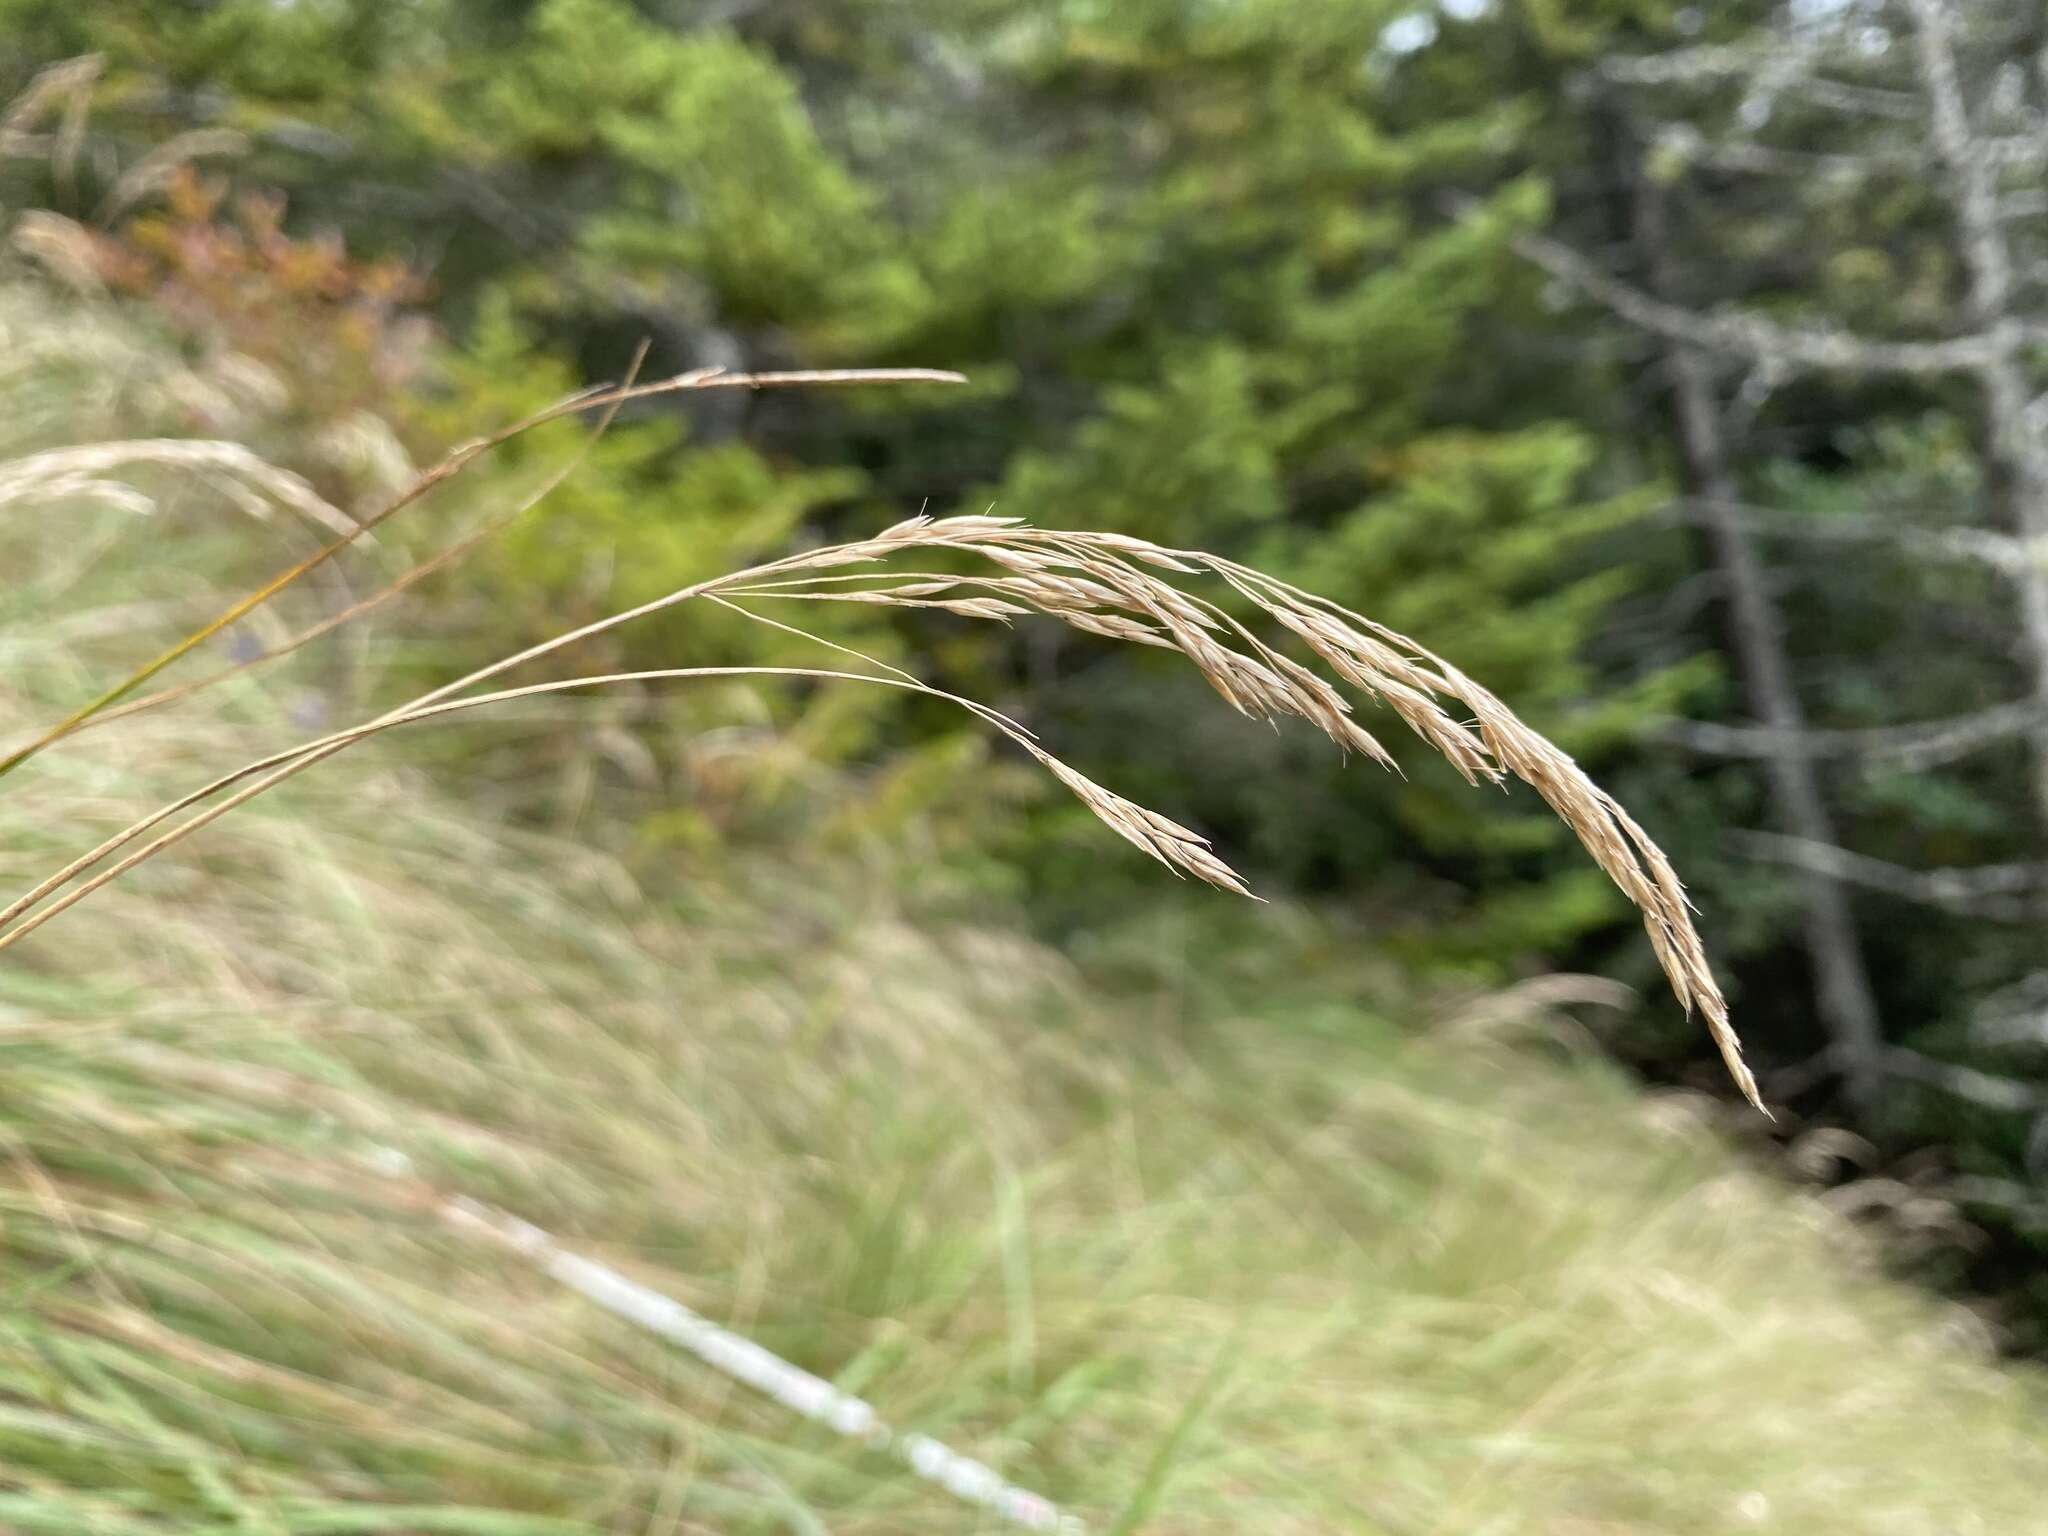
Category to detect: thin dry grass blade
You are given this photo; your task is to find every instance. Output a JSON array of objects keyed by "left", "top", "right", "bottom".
[
  {"left": 53, "top": 342, "right": 657, "bottom": 740},
  {"left": 0, "top": 438, "right": 356, "bottom": 533},
  {"left": 0, "top": 666, "right": 1060, "bottom": 953},
  {"left": 0, "top": 365, "right": 966, "bottom": 779}
]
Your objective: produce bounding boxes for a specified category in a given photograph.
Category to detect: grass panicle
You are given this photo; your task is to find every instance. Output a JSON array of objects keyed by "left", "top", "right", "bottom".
[
  {"left": 1, "top": 490, "right": 1759, "bottom": 1107},
  {"left": 1, "top": 59, "right": 1741, "bottom": 1102}
]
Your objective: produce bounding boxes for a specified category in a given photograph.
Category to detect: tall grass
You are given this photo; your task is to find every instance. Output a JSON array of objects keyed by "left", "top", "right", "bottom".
[
  {"left": 0, "top": 381, "right": 1758, "bottom": 1109},
  {"left": 6, "top": 620, "right": 2048, "bottom": 1531},
  {"left": 3, "top": 62, "right": 1749, "bottom": 1109},
  {"left": 2, "top": 188, "right": 2047, "bottom": 1530}
]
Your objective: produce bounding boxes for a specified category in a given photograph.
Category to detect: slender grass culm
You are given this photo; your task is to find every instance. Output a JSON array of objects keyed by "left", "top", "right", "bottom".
[
  {"left": 0, "top": 361, "right": 1761, "bottom": 1112},
  {"left": 0, "top": 50, "right": 1756, "bottom": 1115}
]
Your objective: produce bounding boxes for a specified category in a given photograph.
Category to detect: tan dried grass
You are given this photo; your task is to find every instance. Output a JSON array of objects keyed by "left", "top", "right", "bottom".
[
  {"left": 0, "top": 366, "right": 1759, "bottom": 1107},
  {"left": 0, "top": 54, "right": 99, "bottom": 164},
  {"left": 0, "top": 436, "right": 357, "bottom": 533}
]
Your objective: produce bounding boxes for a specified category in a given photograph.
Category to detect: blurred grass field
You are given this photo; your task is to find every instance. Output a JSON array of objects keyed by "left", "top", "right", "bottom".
[{"left": 6, "top": 282, "right": 2048, "bottom": 1535}]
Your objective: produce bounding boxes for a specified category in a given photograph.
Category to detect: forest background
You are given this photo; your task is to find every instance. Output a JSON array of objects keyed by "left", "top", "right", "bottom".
[{"left": 6, "top": 1, "right": 2048, "bottom": 1529}]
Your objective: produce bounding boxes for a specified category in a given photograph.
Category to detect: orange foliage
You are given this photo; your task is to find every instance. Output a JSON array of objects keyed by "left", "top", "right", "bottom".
[{"left": 92, "top": 168, "right": 434, "bottom": 452}]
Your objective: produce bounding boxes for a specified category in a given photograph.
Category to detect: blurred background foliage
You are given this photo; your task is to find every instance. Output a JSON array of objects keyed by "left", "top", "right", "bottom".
[{"left": 6, "top": 0, "right": 2048, "bottom": 1354}]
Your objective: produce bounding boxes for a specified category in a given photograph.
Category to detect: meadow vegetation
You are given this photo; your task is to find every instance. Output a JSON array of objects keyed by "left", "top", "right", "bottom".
[
  {"left": 10, "top": 7, "right": 2048, "bottom": 1526},
  {"left": 4, "top": 247, "right": 2048, "bottom": 1532}
]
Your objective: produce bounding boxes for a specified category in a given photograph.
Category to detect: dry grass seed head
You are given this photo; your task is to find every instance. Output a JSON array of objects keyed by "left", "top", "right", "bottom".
[
  {"left": 719, "top": 517, "right": 1757, "bottom": 1108},
  {"left": 0, "top": 419, "right": 1758, "bottom": 1108}
]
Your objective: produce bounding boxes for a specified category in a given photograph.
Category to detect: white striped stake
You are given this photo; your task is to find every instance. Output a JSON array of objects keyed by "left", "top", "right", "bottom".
[{"left": 436, "top": 1193, "right": 1084, "bottom": 1533}]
